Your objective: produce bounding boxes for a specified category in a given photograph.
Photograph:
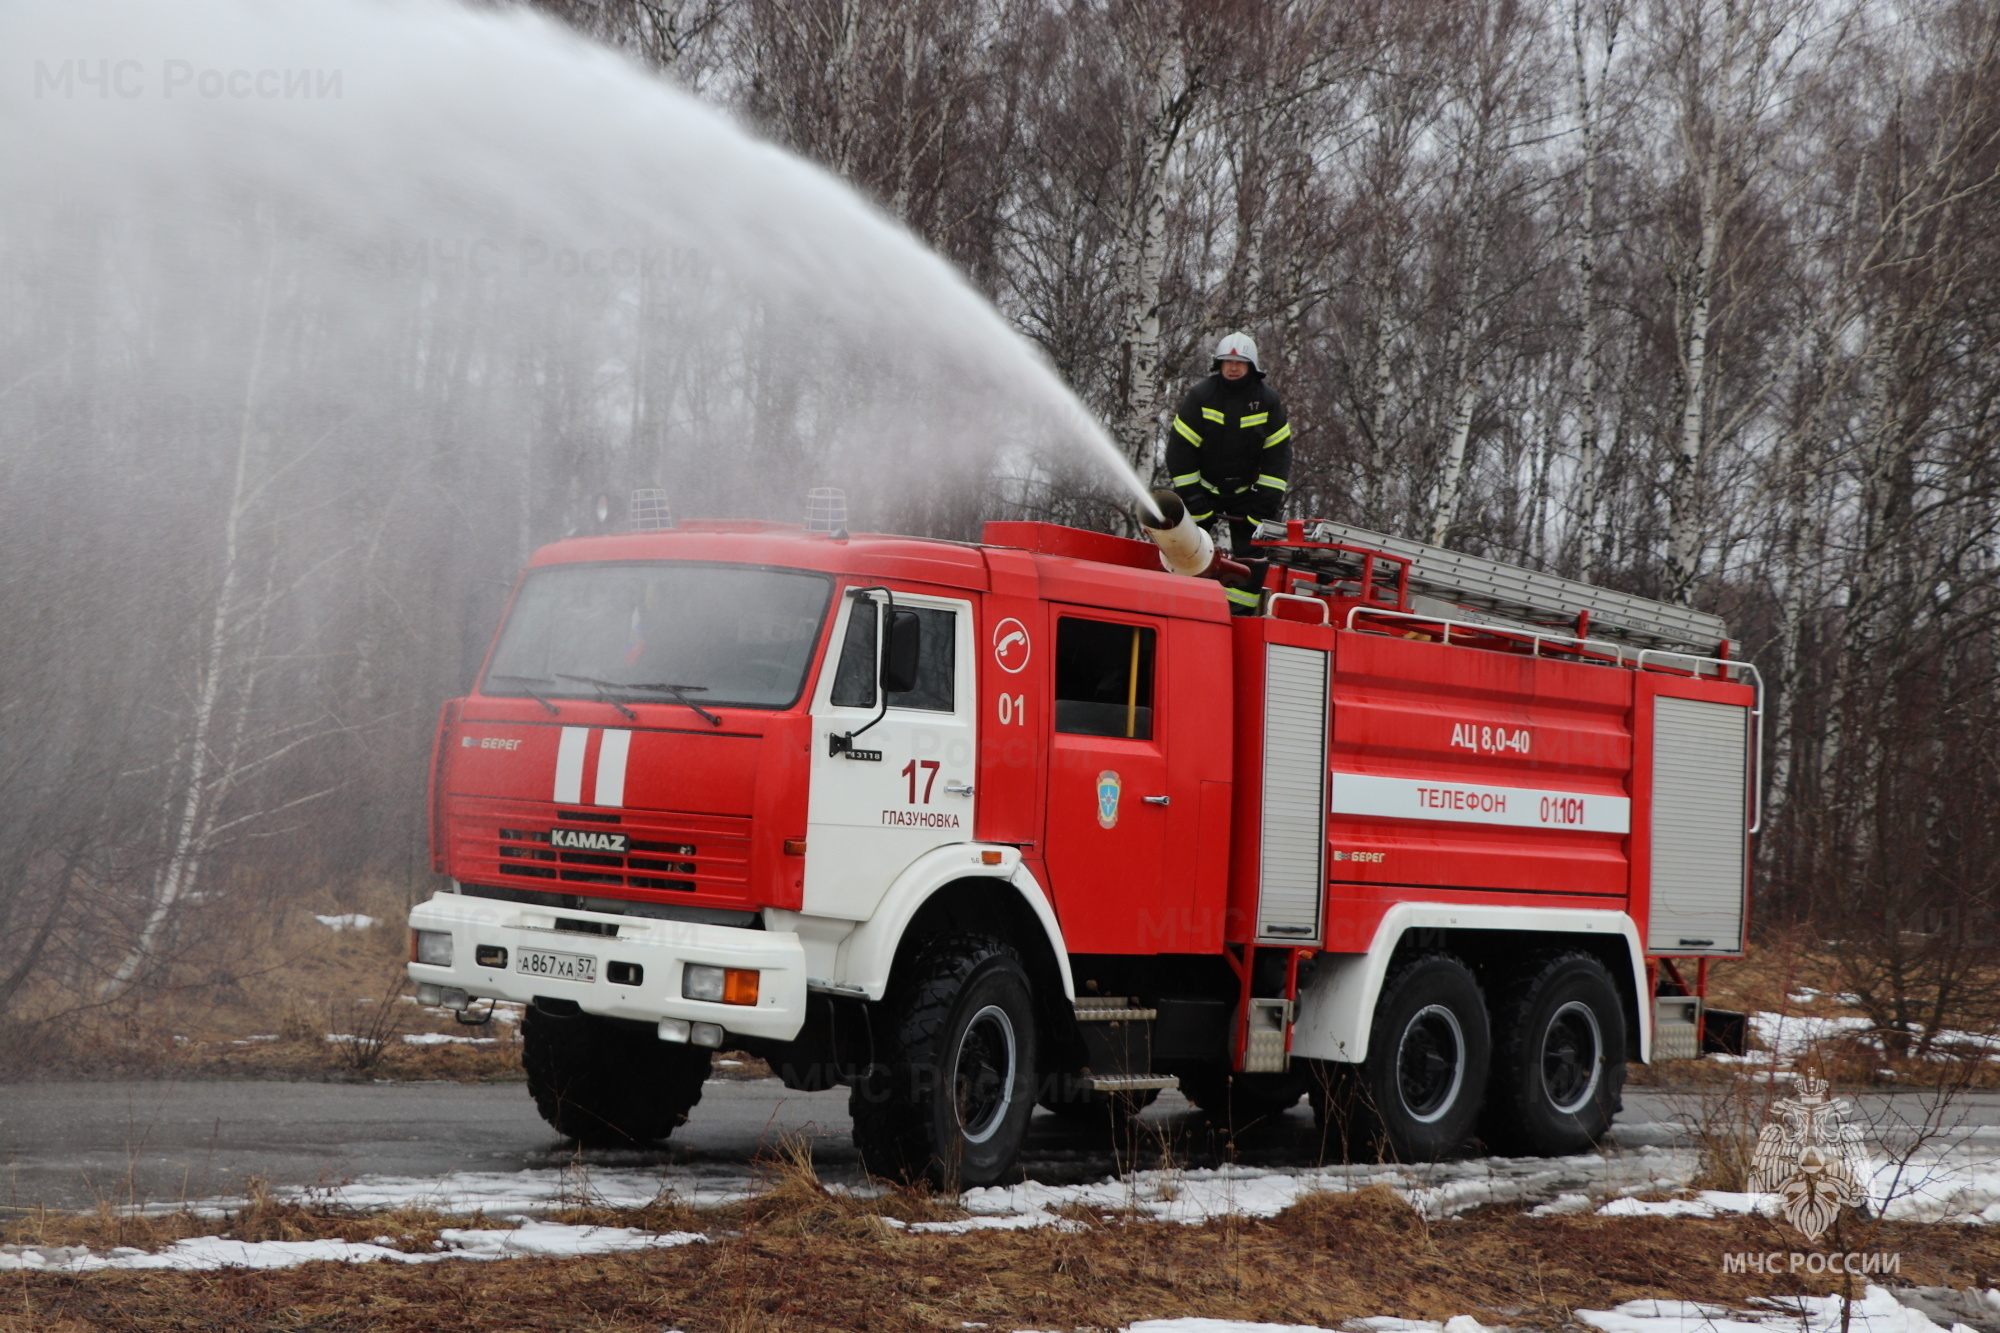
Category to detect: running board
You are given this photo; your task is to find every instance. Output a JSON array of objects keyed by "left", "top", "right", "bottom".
[{"left": 1086, "top": 1073, "right": 1180, "bottom": 1094}]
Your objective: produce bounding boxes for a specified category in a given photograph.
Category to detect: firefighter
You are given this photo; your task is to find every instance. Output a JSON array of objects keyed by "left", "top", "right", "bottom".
[{"left": 1165, "top": 332, "right": 1293, "bottom": 599}]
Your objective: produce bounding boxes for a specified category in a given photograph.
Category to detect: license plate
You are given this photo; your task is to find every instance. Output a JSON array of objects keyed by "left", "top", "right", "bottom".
[{"left": 516, "top": 949, "right": 597, "bottom": 982}]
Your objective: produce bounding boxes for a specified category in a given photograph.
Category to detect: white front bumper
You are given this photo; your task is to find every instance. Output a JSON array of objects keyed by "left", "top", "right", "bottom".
[{"left": 406, "top": 893, "right": 808, "bottom": 1042}]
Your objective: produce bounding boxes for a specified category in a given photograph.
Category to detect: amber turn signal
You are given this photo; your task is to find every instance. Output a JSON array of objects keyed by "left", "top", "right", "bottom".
[
  {"left": 981, "top": 850, "right": 1003, "bottom": 865},
  {"left": 783, "top": 838, "right": 807, "bottom": 856},
  {"left": 721, "top": 968, "right": 760, "bottom": 1006}
]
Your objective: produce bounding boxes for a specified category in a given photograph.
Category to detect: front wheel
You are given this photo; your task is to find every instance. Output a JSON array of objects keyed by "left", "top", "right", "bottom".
[
  {"left": 1479, "top": 953, "right": 1626, "bottom": 1156},
  {"left": 522, "top": 1005, "right": 710, "bottom": 1145},
  {"left": 850, "top": 935, "right": 1038, "bottom": 1188},
  {"left": 1360, "top": 953, "right": 1490, "bottom": 1162}
]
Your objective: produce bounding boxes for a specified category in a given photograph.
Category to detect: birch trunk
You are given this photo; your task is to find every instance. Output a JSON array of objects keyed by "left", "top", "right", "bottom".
[
  {"left": 1112, "top": 42, "right": 1201, "bottom": 474},
  {"left": 1426, "top": 153, "right": 1497, "bottom": 545},
  {"left": 103, "top": 261, "right": 275, "bottom": 994},
  {"left": 1570, "top": 0, "right": 1618, "bottom": 577},
  {"left": 1663, "top": 145, "right": 1722, "bottom": 604}
]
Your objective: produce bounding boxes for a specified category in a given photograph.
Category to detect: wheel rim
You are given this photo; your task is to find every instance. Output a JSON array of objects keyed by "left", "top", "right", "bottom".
[
  {"left": 1395, "top": 1003, "right": 1466, "bottom": 1124},
  {"left": 954, "top": 1003, "right": 1018, "bottom": 1145},
  {"left": 1541, "top": 999, "right": 1604, "bottom": 1115}
]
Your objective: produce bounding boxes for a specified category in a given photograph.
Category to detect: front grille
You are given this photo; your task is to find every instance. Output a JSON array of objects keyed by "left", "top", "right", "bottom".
[
  {"left": 453, "top": 798, "right": 751, "bottom": 904},
  {"left": 497, "top": 828, "right": 701, "bottom": 890}
]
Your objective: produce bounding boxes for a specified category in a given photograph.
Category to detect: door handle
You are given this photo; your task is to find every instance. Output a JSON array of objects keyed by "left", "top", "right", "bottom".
[
  {"left": 945, "top": 782, "right": 975, "bottom": 796},
  {"left": 1143, "top": 795, "right": 1170, "bottom": 806}
]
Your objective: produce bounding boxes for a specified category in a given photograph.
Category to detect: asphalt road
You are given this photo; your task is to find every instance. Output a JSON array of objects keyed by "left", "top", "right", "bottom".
[{"left": 4, "top": 1077, "right": 1997, "bottom": 1216}]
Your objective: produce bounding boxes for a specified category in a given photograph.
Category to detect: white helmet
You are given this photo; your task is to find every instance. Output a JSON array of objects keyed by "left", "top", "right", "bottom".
[{"left": 1213, "top": 331, "right": 1260, "bottom": 370}]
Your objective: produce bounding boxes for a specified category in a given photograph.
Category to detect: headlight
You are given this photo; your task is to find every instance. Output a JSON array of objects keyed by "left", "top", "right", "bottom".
[
  {"left": 683, "top": 964, "right": 759, "bottom": 1005},
  {"left": 412, "top": 930, "right": 454, "bottom": 967}
]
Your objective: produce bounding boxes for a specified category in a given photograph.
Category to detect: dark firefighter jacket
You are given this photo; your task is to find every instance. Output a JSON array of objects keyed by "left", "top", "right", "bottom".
[{"left": 1165, "top": 372, "right": 1292, "bottom": 524}]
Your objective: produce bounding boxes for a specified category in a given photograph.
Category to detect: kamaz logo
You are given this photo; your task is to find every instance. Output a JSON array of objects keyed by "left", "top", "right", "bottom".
[{"left": 550, "top": 828, "right": 628, "bottom": 853}]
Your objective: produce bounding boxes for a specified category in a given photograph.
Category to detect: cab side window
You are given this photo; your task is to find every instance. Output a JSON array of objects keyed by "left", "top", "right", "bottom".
[
  {"left": 829, "top": 598, "right": 956, "bottom": 712},
  {"left": 829, "top": 599, "right": 879, "bottom": 708},
  {"left": 1054, "top": 617, "right": 1155, "bottom": 739}
]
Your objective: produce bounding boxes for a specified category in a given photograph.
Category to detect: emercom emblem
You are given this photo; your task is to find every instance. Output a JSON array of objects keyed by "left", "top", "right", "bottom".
[
  {"left": 1096, "top": 770, "right": 1121, "bottom": 829},
  {"left": 1750, "top": 1074, "right": 1868, "bottom": 1242}
]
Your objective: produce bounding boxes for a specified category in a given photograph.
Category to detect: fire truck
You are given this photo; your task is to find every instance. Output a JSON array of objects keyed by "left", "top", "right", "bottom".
[{"left": 408, "top": 489, "right": 1757, "bottom": 1185}]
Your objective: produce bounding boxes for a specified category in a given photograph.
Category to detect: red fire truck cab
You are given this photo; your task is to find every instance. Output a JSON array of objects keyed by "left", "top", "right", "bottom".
[{"left": 409, "top": 500, "right": 1757, "bottom": 1185}]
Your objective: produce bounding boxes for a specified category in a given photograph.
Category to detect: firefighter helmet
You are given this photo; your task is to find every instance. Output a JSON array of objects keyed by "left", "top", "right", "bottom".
[{"left": 1213, "top": 331, "right": 1259, "bottom": 369}]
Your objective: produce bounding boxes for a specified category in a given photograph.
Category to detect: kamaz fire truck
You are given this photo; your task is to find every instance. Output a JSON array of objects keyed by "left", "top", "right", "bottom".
[{"left": 408, "top": 489, "right": 1757, "bottom": 1185}]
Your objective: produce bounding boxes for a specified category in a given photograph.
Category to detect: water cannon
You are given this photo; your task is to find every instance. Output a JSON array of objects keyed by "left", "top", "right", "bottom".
[
  {"left": 805, "top": 487, "right": 849, "bottom": 539},
  {"left": 1139, "top": 489, "right": 1252, "bottom": 586}
]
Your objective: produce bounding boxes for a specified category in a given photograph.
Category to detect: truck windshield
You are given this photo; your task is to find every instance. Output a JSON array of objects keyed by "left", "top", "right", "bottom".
[{"left": 482, "top": 562, "right": 833, "bottom": 710}]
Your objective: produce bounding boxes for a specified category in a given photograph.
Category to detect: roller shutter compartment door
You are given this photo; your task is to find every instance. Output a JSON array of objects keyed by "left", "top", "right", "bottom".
[
  {"left": 1648, "top": 696, "right": 1749, "bottom": 954},
  {"left": 1257, "top": 644, "right": 1328, "bottom": 943}
]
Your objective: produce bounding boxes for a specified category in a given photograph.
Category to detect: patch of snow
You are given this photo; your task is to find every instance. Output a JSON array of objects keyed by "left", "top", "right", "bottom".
[
  {"left": 313, "top": 913, "right": 378, "bottom": 931},
  {"left": 402, "top": 1033, "right": 496, "bottom": 1046},
  {"left": 883, "top": 1213, "right": 1086, "bottom": 1235},
  {"left": 1529, "top": 1192, "right": 1592, "bottom": 1217},
  {"left": 306, "top": 1168, "right": 756, "bottom": 1215},
  {"left": 946, "top": 1147, "right": 1694, "bottom": 1230},
  {"left": 437, "top": 1222, "right": 704, "bottom": 1257},
  {"left": 1129, "top": 1322, "right": 1342, "bottom": 1333},
  {"left": 1578, "top": 1287, "right": 1977, "bottom": 1333},
  {"left": 1596, "top": 1197, "right": 1718, "bottom": 1219},
  {"left": 0, "top": 1222, "right": 705, "bottom": 1273}
]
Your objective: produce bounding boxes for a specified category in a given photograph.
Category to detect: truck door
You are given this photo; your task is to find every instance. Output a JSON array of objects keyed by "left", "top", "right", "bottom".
[
  {"left": 1041, "top": 612, "right": 1171, "bottom": 952},
  {"left": 803, "top": 588, "right": 978, "bottom": 921}
]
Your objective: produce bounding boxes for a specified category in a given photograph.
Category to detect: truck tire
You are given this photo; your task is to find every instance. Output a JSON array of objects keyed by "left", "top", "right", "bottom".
[
  {"left": 850, "top": 935, "right": 1038, "bottom": 1189},
  {"left": 1178, "top": 1068, "right": 1307, "bottom": 1132},
  {"left": 1361, "top": 953, "right": 1489, "bottom": 1161},
  {"left": 522, "top": 1004, "right": 710, "bottom": 1146},
  {"left": 1479, "top": 952, "right": 1626, "bottom": 1156}
]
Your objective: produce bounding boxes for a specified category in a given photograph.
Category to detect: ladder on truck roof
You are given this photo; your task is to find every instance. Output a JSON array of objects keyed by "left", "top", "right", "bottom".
[{"left": 1250, "top": 518, "right": 1730, "bottom": 657}]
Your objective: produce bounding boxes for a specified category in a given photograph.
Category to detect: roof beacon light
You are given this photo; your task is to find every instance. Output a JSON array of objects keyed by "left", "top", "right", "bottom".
[
  {"left": 805, "top": 488, "right": 848, "bottom": 537},
  {"left": 628, "top": 488, "right": 674, "bottom": 532}
]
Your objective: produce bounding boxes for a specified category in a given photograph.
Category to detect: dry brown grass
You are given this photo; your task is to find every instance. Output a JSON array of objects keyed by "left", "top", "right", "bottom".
[
  {"left": 5, "top": 1194, "right": 1998, "bottom": 1333},
  {"left": 0, "top": 877, "right": 530, "bottom": 1082}
]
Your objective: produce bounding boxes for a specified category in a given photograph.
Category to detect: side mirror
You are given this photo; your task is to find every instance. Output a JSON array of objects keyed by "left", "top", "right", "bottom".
[{"left": 880, "top": 609, "right": 921, "bottom": 694}]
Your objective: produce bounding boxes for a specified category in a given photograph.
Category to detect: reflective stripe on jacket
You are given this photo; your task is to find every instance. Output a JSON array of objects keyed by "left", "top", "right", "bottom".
[{"left": 1164, "top": 373, "right": 1292, "bottom": 522}]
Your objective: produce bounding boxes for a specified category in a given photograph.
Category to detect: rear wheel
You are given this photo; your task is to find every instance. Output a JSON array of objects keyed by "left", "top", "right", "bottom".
[
  {"left": 1360, "top": 954, "right": 1489, "bottom": 1161},
  {"left": 850, "top": 935, "right": 1038, "bottom": 1188},
  {"left": 1479, "top": 953, "right": 1626, "bottom": 1156},
  {"left": 522, "top": 1004, "right": 710, "bottom": 1145}
]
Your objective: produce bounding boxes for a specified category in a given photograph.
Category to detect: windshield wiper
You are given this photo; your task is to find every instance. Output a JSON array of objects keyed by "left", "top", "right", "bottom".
[
  {"left": 558, "top": 675, "right": 722, "bottom": 727},
  {"left": 488, "top": 673, "right": 560, "bottom": 716},
  {"left": 554, "top": 673, "right": 638, "bottom": 722}
]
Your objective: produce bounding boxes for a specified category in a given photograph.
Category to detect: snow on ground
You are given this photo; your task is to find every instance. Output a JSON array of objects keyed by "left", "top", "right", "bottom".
[
  {"left": 920, "top": 1146, "right": 1699, "bottom": 1232},
  {"left": 127, "top": 1114, "right": 2000, "bottom": 1233},
  {"left": 1718, "top": 1011, "right": 2000, "bottom": 1070},
  {"left": 1004, "top": 1288, "right": 2000, "bottom": 1333},
  {"left": 0, "top": 1222, "right": 706, "bottom": 1273},
  {"left": 312, "top": 913, "right": 378, "bottom": 931}
]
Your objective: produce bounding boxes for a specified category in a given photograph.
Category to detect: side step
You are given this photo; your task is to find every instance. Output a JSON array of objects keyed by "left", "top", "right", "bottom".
[
  {"left": 1074, "top": 996, "right": 1180, "bottom": 1094},
  {"left": 1086, "top": 1073, "right": 1181, "bottom": 1094}
]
